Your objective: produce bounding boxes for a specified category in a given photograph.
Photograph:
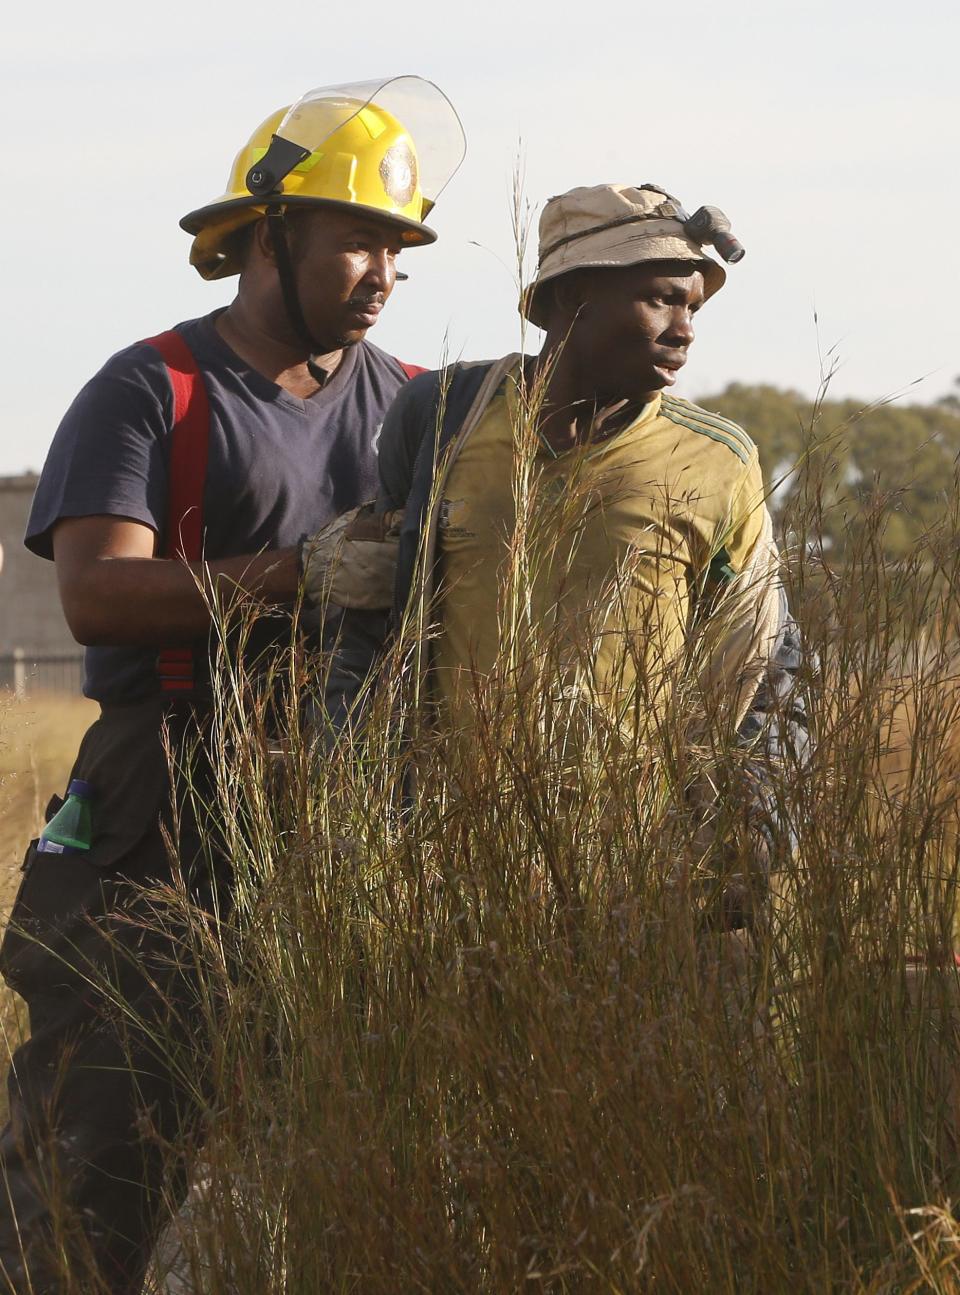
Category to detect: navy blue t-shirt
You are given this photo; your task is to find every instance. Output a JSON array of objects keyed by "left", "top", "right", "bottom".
[{"left": 26, "top": 311, "right": 412, "bottom": 704}]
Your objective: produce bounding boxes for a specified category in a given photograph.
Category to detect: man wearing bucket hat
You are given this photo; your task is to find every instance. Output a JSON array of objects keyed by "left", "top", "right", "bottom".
[
  {"left": 0, "top": 77, "right": 464, "bottom": 1292},
  {"left": 316, "top": 180, "right": 807, "bottom": 894}
]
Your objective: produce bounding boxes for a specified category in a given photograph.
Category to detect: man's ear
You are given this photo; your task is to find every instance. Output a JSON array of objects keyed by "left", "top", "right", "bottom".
[
  {"left": 549, "top": 271, "right": 589, "bottom": 323},
  {"left": 252, "top": 216, "right": 277, "bottom": 267}
]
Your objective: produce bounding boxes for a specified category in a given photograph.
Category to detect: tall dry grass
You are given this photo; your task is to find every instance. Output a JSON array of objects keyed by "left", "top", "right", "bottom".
[
  {"left": 6, "top": 400, "right": 960, "bottom": 1290},
  {"left": 130, "top": 382, "right": 960, "bottom": 1293}
]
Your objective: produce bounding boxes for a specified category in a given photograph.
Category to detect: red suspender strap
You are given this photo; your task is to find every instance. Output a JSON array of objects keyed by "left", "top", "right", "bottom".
[
  {"left": 141, "top": 329, "right": 211, "bottom": 694},
  {"left": 143, "top": 330, "right": 210, "bottom": 561},
  {"left": 138, "top": 343, "right": 415, "bottom": 695}
]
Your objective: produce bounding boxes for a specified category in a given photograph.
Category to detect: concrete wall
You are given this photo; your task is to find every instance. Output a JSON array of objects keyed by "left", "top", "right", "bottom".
[{"left": 0, "top": 473, "right": 77, "bottom": 656}]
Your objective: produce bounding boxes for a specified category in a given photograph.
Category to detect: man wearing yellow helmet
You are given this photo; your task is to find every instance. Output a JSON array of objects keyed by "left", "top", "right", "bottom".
[
  {"left": 181, "top": 83, "right": 452, "bottom": 378},
  {"left": 0, "top": 78, "right": 464, "bottom": 1293}
]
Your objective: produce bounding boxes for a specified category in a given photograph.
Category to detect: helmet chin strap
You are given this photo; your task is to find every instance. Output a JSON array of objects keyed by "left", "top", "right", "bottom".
[{"left": 266, "top": 207, "right": 339, "bottom": 387}]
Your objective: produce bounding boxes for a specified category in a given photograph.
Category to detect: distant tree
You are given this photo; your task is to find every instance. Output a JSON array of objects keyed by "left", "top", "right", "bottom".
[
  {"left": 699, "top": 384, "right": 960, "bottom": 561},
  {"left": 936, "top": 376, "right": 960, "bottom": 413}
]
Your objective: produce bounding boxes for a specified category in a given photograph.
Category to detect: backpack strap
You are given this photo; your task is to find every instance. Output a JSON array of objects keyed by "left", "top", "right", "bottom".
[{"left": 140, "top": 329, "right": 211, "bottom": 695}]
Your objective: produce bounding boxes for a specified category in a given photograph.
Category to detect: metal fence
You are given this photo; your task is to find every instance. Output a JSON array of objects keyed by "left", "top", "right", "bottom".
[{"left": 0, "top": 649, "right": 85, "bottom": 696}]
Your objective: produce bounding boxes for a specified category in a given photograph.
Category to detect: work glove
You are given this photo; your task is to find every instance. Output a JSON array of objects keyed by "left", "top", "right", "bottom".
[
  {"left": 708, "top": 826, "right": 773, "bottom": 932},
  {"left": 685, "top": 813, "right": 775, "bottom": 934},
  {"left": 299, "top": 502, "right": 403, "bottom": 613},
  {"left": 677, "top": 762, "right": 779, "bottom": 934}
]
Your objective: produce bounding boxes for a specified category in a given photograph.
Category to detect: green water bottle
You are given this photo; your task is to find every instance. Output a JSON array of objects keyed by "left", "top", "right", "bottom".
[{"left": 37, "top": 779, "right": 94, "bottom": 854}]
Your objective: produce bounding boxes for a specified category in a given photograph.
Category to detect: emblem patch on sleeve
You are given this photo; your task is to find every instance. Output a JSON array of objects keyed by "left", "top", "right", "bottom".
[{"left": 438, "top": 498, "right": 473, "bottom": 538}]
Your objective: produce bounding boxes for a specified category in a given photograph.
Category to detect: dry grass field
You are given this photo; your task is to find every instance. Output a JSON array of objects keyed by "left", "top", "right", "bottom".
[
  {"left": 4, "top": 446, "right": 960, "bottom": 1288},
  {"left": 0, "top": 691, "right": 97, "bottom": 1067},
  {"left": 0, "top": 690, "right": 97, "bottom": 901}
]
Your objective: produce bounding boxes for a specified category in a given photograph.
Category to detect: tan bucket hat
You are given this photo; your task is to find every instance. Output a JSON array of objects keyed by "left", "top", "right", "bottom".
[{"left": 522, "top": 183, "right": 729, "bottom": 328}]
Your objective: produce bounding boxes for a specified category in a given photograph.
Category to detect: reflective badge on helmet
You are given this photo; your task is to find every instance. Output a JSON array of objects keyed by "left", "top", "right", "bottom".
[{"left": 380, "top": 142, "right": 418, "bottom": 206}]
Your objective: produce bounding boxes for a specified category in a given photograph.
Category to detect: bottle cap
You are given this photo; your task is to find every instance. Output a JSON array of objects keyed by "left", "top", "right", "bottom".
[
  {"left": 67, "top": 779, "right": 93, "bottom": 799},
  {"left": 37, "top": 837, "right": 76, "bottom": 854}
]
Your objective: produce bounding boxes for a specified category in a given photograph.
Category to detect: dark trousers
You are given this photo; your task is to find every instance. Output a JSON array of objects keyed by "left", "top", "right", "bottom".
[{"left": 0, "top": 703, "right": 219, "bottom": 1294}]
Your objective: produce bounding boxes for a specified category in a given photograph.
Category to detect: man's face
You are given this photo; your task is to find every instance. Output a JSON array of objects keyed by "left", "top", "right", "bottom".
[
  {"left": 558, "top": 261, "right": 707, "bottom": 404},
  {"left": 286, "top": 208, "right": 406, "bottom": 351}
]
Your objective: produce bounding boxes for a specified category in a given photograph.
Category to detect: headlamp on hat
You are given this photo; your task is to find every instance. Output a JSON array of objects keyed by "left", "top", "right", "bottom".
[{"left": 636, "top": 185, "right": 744, "bottom": 264}]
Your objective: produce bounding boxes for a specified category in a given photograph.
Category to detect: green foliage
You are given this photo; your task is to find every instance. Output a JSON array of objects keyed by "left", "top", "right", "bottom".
[{"left": 702, "top": 383, "right": 960, "bottom": 560}]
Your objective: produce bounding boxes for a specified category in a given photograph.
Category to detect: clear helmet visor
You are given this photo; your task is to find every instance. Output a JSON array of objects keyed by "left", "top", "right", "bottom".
[{"left": 245, "top": 75, "right": 466, "bottom": 213}]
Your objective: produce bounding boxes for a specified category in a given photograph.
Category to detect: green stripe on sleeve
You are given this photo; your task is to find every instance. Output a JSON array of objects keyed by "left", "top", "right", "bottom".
[
  {"left": 662, "top": 397, "right": 754, "bottom": 455},
  {"left": 660, "top": 407, "right": 751, "bottom": 463}
]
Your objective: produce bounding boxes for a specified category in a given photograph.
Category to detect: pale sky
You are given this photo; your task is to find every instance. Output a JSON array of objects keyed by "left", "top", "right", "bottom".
[{"left": 2, "top": 0, "right": 957, "bottom": 475}]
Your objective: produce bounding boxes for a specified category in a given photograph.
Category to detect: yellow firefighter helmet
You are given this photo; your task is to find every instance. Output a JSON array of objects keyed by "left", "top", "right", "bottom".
[{"left": 180, "top": 76, "right": 465, "bottom": 280}]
